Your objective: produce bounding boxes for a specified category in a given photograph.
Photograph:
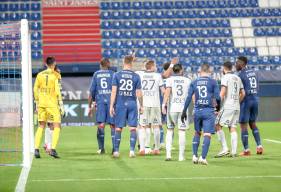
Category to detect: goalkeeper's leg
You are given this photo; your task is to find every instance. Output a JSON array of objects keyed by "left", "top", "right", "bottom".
[{"left": 34, "top": 121, "right": 46, "bottom": 158}]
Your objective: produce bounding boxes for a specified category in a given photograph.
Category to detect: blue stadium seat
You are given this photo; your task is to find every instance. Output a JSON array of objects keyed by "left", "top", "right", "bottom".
[
  {"left": 9, "top": 13, "right": 20, "bottom": 21},
  {"left": 20, "top": 13, "right": 30, "bottom": 20},
  {"left": 31, "top": 32, "right": 41, "bottom": 40},
  {"left": 121, "top": 2, "right": 130, "bottom": 9},
  {"left": 132, "top": 2, "right": 142, "bottom": 9},
  {"left": 143, "top": 1, "right": 152, "bottom": 9},
  {"left": 8, "top": 4, "right": 19, "bottom": 11},
  {"left": 0, "top": 4, "right": 8, "bottom": 12},
  {"left": 31, "top": 13, "right": 41, "bottom": 20},
  {"left": 31, "top": 3, "right": 41, "bottom": 11},
  {"left": 20, "top": 3, "right": 30, "bottom": 11},
  {"left": 100, "top": 2, "right": 110, "bottom": 10},
  {"left": 31, "top": 41, "right": 42, "bottom": 50},
  {"left": 32, "top": 51, "right": 42, "bottom": 60},
  {"left": 111, "top": 2, "right": 121, "bottom": 10}
]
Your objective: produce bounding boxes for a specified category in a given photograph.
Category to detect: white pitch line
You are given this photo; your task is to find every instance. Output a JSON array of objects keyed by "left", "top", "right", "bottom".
[
  {"left": 264, "top": 139, "right": 281, "bottom": 144},
  {"left": 31, "top": 175, "right": 281, "bottom": 183},
  {"left": 15, "top": 158, "right": 33, "bottom": 192}
]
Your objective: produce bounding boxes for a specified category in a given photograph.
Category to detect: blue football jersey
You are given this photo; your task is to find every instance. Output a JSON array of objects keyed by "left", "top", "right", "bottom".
[
  {"left": 89, "top": 69, "right": 114, "bottom": 104},
  {"left": 183, "top": 76, "right": 220, "bottom": 111},
  {"left": 112, "top": 70, "right": 141, "bottom": 105},
  {"left": 238, "top": 68, "right": 258, "bottom": 99}
]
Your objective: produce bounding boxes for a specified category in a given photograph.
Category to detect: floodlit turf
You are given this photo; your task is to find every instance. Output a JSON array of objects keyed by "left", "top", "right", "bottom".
[{"left": 3, "top": 122, "right": 281, "bottom": 192}]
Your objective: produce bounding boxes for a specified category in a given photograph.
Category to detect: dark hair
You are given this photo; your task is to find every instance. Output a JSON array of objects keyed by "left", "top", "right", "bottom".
[
  {"left": 223, "top": 61, "right": 233, "bottom": 70},
  {"left": 46, "top": 56, "right": 55, "bottom": 66},
  {"left": 100, "top": 58, "right": 110, "bottom": 67},
  {"left": 237, "top": 56, "right": 248, "bottom": 65},
  {"left": 162, "top": 62, "right": 170, "bottom": 71},
  {"left": 173, "top": 64, "right": 182, "bottom": 74},
  {"left": 200, "top": 63, "right": 210, "bottom": 72}
]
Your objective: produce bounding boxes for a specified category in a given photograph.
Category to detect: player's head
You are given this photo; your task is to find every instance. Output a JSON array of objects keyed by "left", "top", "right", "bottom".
[
  {"left": 162, "top": 62, "right": 170, "bottom": 72},
  {"left": 199, "top": 63, "right": 211, "bottom": 75},
  {"left": 222, "top": 61, "right": 233, "bottom": 74},
  {"left": 123, "top": 55, "right": 134, "bottom": 68},
  {"left": 145, "top": 60, "right": 156, "bottom": 71},
  {"left": 173, "top": 64, "right": 183, "bottom": 75},
  {"left": 100, "top": 58, "right": 110, "bottom": 69},
  {"left": 46, "top": 56, "right": 56, "bottom": 68},
  {"left": 236, "top": 56, "right": 248, "bottom": 71}
]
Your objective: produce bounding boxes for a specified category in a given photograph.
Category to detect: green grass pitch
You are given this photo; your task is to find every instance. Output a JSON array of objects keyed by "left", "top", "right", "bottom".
[{"left": 1, "top": 122, "right": 281, "bottom": 192}]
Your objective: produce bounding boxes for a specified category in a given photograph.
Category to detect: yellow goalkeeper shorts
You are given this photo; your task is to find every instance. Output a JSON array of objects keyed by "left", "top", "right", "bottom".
[{"left": 38, "top": 107, "right": 61, "bottom": 123}]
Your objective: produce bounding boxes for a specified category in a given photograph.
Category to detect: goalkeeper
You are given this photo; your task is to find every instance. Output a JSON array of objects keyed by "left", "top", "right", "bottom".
[{"left": 33, "top": 56, "right": 65, "bottom": 158}]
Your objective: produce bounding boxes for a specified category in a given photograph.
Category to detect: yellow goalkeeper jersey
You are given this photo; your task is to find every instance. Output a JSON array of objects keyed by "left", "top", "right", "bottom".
[{"left": 34, "top": 68, "right": 62, "bottom": 108}]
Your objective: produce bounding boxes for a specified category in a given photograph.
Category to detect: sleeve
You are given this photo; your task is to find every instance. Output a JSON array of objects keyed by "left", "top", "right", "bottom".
[
  {"left": 165, "top": 78, "right": 172, "bottom": 88},
  {"left": 136, "top": 74, "right": 142, "bottom": 90},
  {"left": 89, "top": 74, "right": 96, "bottom": 101},
  {"left": 220, "top": 76, "right": 227, "bottom": 87},
  {"left": 33, "top": 75, "right": 40, "bottom": 103},
  {"left": 54, "top": 78, "right": 62, "bottom": 102},
  {"left": 182, "top": 82, "right": 195, "bottom": 113},
  {"left": 112, "top": 73, "right": 118, "bottom": 86}
]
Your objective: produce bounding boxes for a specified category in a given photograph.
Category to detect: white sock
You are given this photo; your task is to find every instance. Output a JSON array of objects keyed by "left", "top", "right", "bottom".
[
  {"left": 145, "top": 128, "right": 151, "bottom": 148},
  {"left": 45, "top": 127, "right": 51, "bottom": 147},
  {"left": 166, "top": 129, "right": 173, "bottom": 158},
  {"left": 217, "top": 129, "right": 228, "bottom": 151},
  {"left": 138, "top": 128, "right": 146, "bottom": 151},
  {"left": 178, "top": 130, "right": 186, "bottom": 160},
  {"left": 231, "top": 131, "right": 238, "bottom": 155},
  {"left": 48, "top": 130, "right": 53, "bottom": 149},
  {"left": 153, "top": 127, "right": 160, "bottom": 150}
]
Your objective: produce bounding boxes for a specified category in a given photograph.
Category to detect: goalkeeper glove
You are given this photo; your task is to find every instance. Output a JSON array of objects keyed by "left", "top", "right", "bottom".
[
  {"left": 181, "top": 110, "right": 187, "bottom": 124},
  {"left": 59, "top": 101, "right": 65, "bottom": 118}
]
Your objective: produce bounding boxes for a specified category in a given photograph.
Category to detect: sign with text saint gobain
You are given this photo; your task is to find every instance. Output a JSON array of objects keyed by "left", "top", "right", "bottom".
[{"left": 42, "top": 0, "right": 99, "bottom": 7}]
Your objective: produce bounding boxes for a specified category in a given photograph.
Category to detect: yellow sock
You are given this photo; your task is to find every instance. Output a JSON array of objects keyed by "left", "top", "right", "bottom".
[
  {"left": 51, "top": 127, "right": 61, "bottom": 149},
  {"left": 35, "top": 127, "right": 44, "bottom": 149}
]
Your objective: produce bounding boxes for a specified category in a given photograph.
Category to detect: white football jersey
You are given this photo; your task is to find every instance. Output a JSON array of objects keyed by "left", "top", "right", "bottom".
[
  {"left": 221, "top": 73, "right": 244, "bottom": 110},
  {"left": 140, "top": 71, "right": 163, "bottom": 107},
  {"left": 166, "top": 75, "right": 191, "bottom": 113},
  {"left": 135, "top": 70, "right": 145, "bottom": 109}
]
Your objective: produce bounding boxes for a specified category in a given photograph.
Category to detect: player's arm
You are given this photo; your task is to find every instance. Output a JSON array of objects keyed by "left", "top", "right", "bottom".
[
  {"left": 239, "top": 88, "right": 245, "bottom": 102},
  {"left": 181, "top": 83, "right": 194, "bottom": 122},
  {"left": 162, "top": 57, "right": 178, "bottom": 78},
  {"left": 88, "top": 75, "right": 96, "bottom": 117},
  {"left": 55, "top": 78, "right": 65, "bottom": 117},
  {"left": 136, "top": 88, "right": 143, "bottom": 114},
  {"left": 220, "top": 86, "right": 227, "bottom": 101},
  {"left": 110, "top": 85, "right": 117, "bottom": 117},
  {"left": 162, "top": 87, "right": 171, "bottom": 114},
  {"left": 33, "top": 75, "right": 40, "bottom": 111},
  {"left": 214, "top": 81, "right": 221, "bottom": 112}
]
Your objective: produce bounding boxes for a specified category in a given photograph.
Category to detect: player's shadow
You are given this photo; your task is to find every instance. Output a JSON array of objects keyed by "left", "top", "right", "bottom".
[
  {"left": 112, "top": 158, "right": 137, "bottom": 176},
  {"left": 61, "top": 151, "right": 105, "bottom": 162}
]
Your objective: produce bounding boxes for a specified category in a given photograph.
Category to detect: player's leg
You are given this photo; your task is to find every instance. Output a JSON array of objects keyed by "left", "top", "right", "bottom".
[
  {"left": 199, "top": 111, "right": 216, "bottom": 165},
  {"left": 192, "top": 112, "right": 201, "bottom": 163},
  {"left": 113, "top": 106, "right": 126, "bottom": 157},
  {"left": 229, "top": 110, "right": 239, "bottom": 157},
  {"left": 50, "top": 107, "right": 62, "bottom": 158},
  {"left": 178, "top": 112, "right": 188, "bottom": 161},
  {"left": 128, "top": 104, "right": 139, "bottom": 158},
  {"left": 248, "top": 101, "right": 263, "bottom": 154},
  {"left": 107, "top": 103, "right": 116, "bottom": 154},
  {"left": 34, "top": 107, "right": 47, "bottom": 158},
  {"left": 160, "top": 125, "right": 165, "bottom": 149},
  {"left": 96, "top": 103, "right": 106, "bottom": 154},
  {"left": 152, "top": 107, "right": 161, "bottom": 155},
  {"left": 165, "top": 113, "right": 175, "bottom": 161},
  {"left": 44, "top": 123, "right": 53, "bottom": 153},
  {"left": 239, "top": 101, "right": 251, "bottom": 156},
  {"left": 138, "top": 107, "right": 148, "bottom": 155},
  {"left": 215, "top": 110, "right": 229, "bottom": 157},
  {"left": 110, "top": 124, "right": 115, "bottom": 154}
]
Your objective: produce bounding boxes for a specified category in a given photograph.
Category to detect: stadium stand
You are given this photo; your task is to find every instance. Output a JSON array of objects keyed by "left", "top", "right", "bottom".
[
  {"left": 0, "top": 0, "right": 281, "bottom": 73},
  {"left": 100, "top": 0, "right": 281, "bottom": 71}
]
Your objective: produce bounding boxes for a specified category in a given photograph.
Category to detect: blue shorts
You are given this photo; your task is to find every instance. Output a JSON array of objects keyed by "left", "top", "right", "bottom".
[
  {"left": 239, "top": 97, "right": 259, "bottom": 123},
  {"left": 96, "top": 102, "right": 114, "bottom": 125},
  {"left": 194, "top": 108, "right": 215, "bottom": 134},
  {"left": 115, "top": 101, "right": 138, "bottom": 128}
]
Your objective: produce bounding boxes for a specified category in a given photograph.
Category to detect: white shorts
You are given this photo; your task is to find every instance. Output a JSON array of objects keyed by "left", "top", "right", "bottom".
[
  {"left": 216, "top": 109, "right": 240, "bottom": 128},
  {"left": 139, "top": 107, "right": 161, "bottom": 126},
  {"left": 167, "top": 111, "right": 189, "bottom": 130}
]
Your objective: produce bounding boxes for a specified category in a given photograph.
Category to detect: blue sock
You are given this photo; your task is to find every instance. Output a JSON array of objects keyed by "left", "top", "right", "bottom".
[
  {"left": 251, "top": 127, "right": 261, "bottom": 146},
  {"left": 201, "top": 136, "right": 211, "bottom": 159},
  {"left": 97, "top": 128, "right": 102, "bottom": 150},
  {"left": 192, "top": 134, "right": 200, "bottom": 157},
  {"left": 111, "top": 128, "right": 115, "bottom": 150},
  {"left": 130, "top": 130, "right": 137, "bottom": 151},
  {"left": 98, "top": 128, "right": 105, "bottom": 150},
  {"left": 114, "top": 131, "right": 121, "bottom": 152},
  {"left": 241, "top": 129, "right": 249, "bottom": 150},
  {"left": 160, "top": 126, "right": 164, "bottom": 144}
]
